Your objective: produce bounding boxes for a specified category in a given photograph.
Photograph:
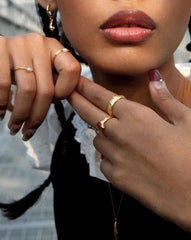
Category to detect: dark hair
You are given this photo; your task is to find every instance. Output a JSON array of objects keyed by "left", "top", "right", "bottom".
[
  {"left": 0, "top": 5, "right": 190, "bottom": 221},
  {"left": 37, "top": 6, "right": 191, "bottom": 63},
  {"left": 186, "top": 18, "right": 191, "bottom": 62},
  {"left": 37, "top": 3, "right": 87, "bottom": 64},
  {"left": 0, "top": 3, "right": 72, "bottom": 220},
  {"left": 0, "top": 2, "right": 91, "bottom": 220}
]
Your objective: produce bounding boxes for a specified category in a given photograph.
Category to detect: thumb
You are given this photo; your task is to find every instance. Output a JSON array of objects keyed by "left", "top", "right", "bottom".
[{"left": 149, "top": 69, "right": 187, "bottom": 124}]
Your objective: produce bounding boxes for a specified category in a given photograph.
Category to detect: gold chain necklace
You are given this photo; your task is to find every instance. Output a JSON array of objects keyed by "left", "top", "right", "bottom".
[
  {"left": 107, "top": 75, "right": 188, "bottom": 240},
  {"left": 108, "top": 183, "right": 124, "bottom": 240}
]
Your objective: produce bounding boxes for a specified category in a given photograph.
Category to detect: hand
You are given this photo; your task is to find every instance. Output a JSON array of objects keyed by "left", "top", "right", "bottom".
[
  {"left": 0, "top": 33, "right": 81, "bottom": 140},
  {"left": 69, "top": 73, "right": 191, "bottom": 231}
]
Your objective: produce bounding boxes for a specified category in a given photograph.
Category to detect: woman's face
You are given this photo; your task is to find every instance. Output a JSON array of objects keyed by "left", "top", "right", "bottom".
[{"left": 56, "top": 0, "right": 191, "bottom": 75}]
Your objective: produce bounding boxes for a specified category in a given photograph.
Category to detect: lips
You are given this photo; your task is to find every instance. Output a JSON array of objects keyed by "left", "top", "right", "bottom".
[{"left": 100, "top": 10, "right": 156, "bottom": 44}]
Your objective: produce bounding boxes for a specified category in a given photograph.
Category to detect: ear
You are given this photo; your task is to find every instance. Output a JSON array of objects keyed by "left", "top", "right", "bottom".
[{"left": 36, "top": 0, "right": 58, "bottom": 11}]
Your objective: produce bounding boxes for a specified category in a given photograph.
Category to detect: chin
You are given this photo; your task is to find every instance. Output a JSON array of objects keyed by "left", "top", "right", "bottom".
[
  {"left": 85, "top": 45, "right": 170, "bottom": 76},
  {"left": 89, "top": 58, "right": 160, "bottom": 77}
]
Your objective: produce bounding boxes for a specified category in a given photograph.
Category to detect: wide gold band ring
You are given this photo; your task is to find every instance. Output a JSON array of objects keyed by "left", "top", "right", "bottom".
[
  {"left": 96, "top": 115, "right": 113, "bottom": 137},
  {"left": 14, "top": 67, "right": 35, "bottom": 73},
  {"left": 107, "top": 95, "right": 126, "bottom": 116},
  {"left": 52, "top": 48, "right": 71, "bottom": 65}
]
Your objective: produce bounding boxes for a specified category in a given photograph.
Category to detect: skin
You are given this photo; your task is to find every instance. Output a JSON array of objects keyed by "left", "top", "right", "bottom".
[
  {"left": 0, "top": 33, "right": 81, "bottom": 139},
  {"left": 55, "top": 0, "right": 190, "bottom": 102},
  {"left": 0, "top": 0, "right": 191, "bottom": 231},
  {"left": 46, "top": 0, "right": 191, "bottom": 231}
]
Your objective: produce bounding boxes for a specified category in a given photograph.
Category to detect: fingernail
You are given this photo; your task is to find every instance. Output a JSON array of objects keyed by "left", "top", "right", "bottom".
[
  {"left": 10, "top": 123, "right": 22, "bottom": 135},
  {"left": 0, "top": 110, "right": 6, "bottom": 120},
  {"left": 149, "top": 69, "right": 163, "bottom": 82},
  {"left": 22, "top": 129, "right": 36, "bottom": 141},
  {"left": 148, "top": 69, "right": 166, "bottom": 89}
]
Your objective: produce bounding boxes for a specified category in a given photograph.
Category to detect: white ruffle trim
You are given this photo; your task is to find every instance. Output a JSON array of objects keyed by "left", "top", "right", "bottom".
[{"left": 72, "top": 113, "right": 108, "bottom": 182}]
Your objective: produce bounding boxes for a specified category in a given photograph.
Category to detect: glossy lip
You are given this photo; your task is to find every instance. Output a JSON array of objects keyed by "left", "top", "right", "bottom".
[{"left": 100, "top": 9, "right": 156, "bottom": 44}]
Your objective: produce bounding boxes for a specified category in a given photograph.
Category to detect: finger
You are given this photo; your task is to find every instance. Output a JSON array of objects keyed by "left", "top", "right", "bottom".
[
  {"left": 76, "top": 77, "right": 128, "bottom": 118},
  {"left": 0, "top": 36, "right": 11, "bottom": 119},
  {"left": 100, "top": 156, "right": 113, "bottom": 182},
  {"left": 23, "top": 42, "right": 80, "bottom": 135},
  {"left": 69, "top": 90, "right": 120, "bottom": 140},
  {"left": 22, "top": 51, "right": 54, "bottom": 140},
  {"left": 149, "top": 69, "right": 189, "bottom": 124},
  {"left": 8, "top": 70, "right": 36, "bottom": 134},
  {"left": 7, "top": 36, "right": 37, "bottom": 133},
  {"left": 93, "top": 135, "right": 119, "bottom": 163},
  {"left": 51, "top": 44, "right": 81, "bottom": 99},
  {"left": 69, "top": 90, "right": 106, "bottom": 127},
  {"left": 8, "top": 55, "right": 36, "bottom": 135}
]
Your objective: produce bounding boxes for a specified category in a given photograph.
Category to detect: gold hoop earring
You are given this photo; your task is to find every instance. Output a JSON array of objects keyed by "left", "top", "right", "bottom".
[{"left": 46, "top": 4, "right": 56, "bottom": 32}]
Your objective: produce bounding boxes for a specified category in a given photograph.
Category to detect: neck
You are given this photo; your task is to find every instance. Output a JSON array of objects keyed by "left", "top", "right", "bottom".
[{"left": 90, "top": 57, "right": 184, "bottom": 111}]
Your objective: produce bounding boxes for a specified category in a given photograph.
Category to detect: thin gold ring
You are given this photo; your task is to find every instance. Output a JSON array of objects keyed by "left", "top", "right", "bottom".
[
  {"left": 107, "top": 95, "right": 126, "bottom": 116},
  {"left": 14, "top": 67, "right": 35, "bottom": 73},
  {"left": 96, "top": 115, "right": 113, "bottom": 137},
  {"left": 52, "top": 48, "right": 71, "bottom": 65}
]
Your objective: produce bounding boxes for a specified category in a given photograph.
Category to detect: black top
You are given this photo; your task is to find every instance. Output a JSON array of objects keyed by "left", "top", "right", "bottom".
[{"left": 50, "top": 107, "right": 191, "bottom": 240}]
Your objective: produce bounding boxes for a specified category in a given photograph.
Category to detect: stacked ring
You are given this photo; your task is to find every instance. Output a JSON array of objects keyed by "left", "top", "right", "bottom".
[
  {"left": 96, "top": 95, "right": 126, "bottom": 137},
  {"left": 52, "top": 48, "right": 71, "bottom": 65},
  {"left": 14, "top": 67, "right": 35, "bottom": 73},
  {"left": 96, "top": 115, "right": 113, "bottom": 137},
  {"left": 107, "top": 95, "right": 125, "bottom": 116}
]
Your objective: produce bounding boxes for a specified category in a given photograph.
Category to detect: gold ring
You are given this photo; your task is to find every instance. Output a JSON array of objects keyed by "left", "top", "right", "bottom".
[
  {"left": 107, "top": 95, "right": 126, "bottom": 116},
  {"left": 14, "top": 67, "right": 35, "bottom": 73},
  {"left": 96, "top": 115, "right": 113, "bottom": 137},
  {"left": 52, "top": 48, "right": 71, "bottom": 65}
]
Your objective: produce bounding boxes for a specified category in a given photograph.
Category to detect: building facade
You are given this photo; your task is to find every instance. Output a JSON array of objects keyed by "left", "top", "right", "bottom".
[{"left": 0, "top": 0, "right": 42, "bottom": 36}]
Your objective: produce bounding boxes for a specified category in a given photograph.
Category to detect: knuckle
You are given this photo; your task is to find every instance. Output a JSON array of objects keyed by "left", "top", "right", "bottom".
[
  {"left": 129, "top": 104, "right": 151, "bottom": 123},
  {"left": 9, "top": 35, "right": 25, "bottom": 48},
  {"left": 100, "top": 159, "right": 107, "bottom": 174},
  {"left": 31, "top": 118, "right": 42, "bottom": 128},
  {"left": 0, "top": 79, "right": 11, "bottom": 91},
  {"left": 47, "top": 37, "right": 59, "bottom": 45},
  {"left": 111, "top": 168, "right": 123, "bottom": 185},
  {"left": 25, "top": 117, "right": 44, "bottom": 130},
  {"left": 26, "top": 33, "right": 45, "bottom": 44},
  {"left": 39, "top": 86, "right": 54, "bottom": 99},
  {"left": 13, "top": 112, "right": 28, "bottom": 121},
  {"left": 65, "top": 60, "right": 81, "bottom": 76},
  {"left": 19, "top": 84, "right": 36, "bottom": 97},
  {"left": 93, "top": 136, "right": 99, "bottom": 148}
]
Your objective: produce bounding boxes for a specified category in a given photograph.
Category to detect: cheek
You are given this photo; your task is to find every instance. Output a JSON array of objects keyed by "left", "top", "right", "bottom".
[
  {"left": 152, "top": 5, "right": 190, "bottom": 65},
  {"left": 58, "top": 0, "right": 98, "bottom": 48},
  {"left": 154, "top": 1, "right": 191, "bottom": 49},
  {"left": 59, "top": 15, "right": 97, "bottom": 63},
  {"left": 58, "top": 0, "right": 191, "bottom": 75}
]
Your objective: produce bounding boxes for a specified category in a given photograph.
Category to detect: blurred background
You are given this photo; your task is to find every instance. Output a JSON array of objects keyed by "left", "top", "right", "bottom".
[
  {"left": 0, "top": 1, "right": 56, "bottom": 240},
  {"left": 0, "top": 0, "right": 41, "bottom": 36},
  {"left": 0, "top": 0, "right": 190, "bottom": 239}
]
